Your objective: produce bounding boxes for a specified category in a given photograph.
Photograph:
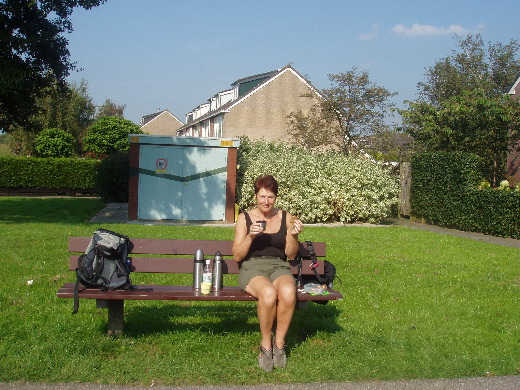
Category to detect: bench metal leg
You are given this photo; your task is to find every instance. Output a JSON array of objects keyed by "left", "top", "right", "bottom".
[
  {"left": 97, "top": 300, "right": 124, "bottom": 336},
  {"left": 296, "top": 301, "right": 307, "bottom": 310}
]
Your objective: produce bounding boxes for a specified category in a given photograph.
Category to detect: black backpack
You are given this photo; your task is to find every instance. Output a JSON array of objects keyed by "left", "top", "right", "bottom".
[
  {"left": 73, "top": 228, "right": 132, "bottom": 314},
  {"left": 297, "top": 241, "right": 342, "bottom": 304}
]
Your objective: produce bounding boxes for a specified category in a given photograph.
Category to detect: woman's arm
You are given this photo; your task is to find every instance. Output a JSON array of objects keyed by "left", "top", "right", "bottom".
[
  {"left": 232, "top": 213, "right": 254, "bottom": 262},
  {"left": 285, "top": 212, "right": 303, "bottom": 260}
]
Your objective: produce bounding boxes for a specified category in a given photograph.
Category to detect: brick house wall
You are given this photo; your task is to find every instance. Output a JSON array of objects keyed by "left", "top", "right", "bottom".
[
  {"left": 222, "top": 69, "right": 319, "bottom": 142},
  {"left": 176, "top": 66, "right": 323, "bottom": 144},
  {"left": 507, "top": 76, "right": 520, "bottom": 184},
  {"left": 140, "top": 110, "right": 184, "bottom": 135}
]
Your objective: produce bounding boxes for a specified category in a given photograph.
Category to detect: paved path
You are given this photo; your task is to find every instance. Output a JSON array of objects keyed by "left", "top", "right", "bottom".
[
  {"left": 90, "top": 203, "right": 520, "bottom": 249},
  {"left": 1, "top": 376, "right": 519, "bottom": 390}
]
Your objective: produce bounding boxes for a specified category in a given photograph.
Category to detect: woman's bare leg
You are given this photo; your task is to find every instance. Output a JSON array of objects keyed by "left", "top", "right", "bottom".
[
  {"left": 246, "top": 276, "right": 277, "bottom": 350},
  {"left": 272, "top": 275, "right": 296, "bottom": 348}
]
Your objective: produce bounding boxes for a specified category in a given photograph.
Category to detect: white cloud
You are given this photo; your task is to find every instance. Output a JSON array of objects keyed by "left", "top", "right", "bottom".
[
  {"left": 392, "top": 23, "right": 470, "bottom": 37},
  {"left": 359, "top": 24, "right": 380, "bottom": 40}
]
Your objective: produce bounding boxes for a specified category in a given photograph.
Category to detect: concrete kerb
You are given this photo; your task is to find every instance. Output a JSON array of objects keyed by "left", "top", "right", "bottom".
[{"left": 1, "top": 375, "right": 519, "bottom": 390}]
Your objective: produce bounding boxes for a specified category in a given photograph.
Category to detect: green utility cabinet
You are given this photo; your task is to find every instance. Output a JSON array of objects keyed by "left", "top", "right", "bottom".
[{"left": 128, "top": 135, "right": 240, "bottom": 222}]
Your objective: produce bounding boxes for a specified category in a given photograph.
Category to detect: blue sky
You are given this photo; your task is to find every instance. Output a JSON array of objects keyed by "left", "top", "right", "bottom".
[{"left": 66, "top": 0, "right": 519, "bottom": 125}]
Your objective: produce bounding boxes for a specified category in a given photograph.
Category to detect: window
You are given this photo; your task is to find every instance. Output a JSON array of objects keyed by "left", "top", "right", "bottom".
[{"left": 214, "top": 115, "right": 223, "bottom": 138}]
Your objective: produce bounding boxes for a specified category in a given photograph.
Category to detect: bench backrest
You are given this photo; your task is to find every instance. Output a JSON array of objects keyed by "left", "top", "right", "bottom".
[{"left": 68, "top": 238, "right": 326, "bottom": 276}]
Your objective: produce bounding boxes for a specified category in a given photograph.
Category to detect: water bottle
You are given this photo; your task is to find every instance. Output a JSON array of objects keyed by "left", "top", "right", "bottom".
[
  {"left": 212, "top": 251, "right": 223, "bottom": 291},
  {"left": 202, "top": 259, "right": 213, "bottom": 284},
  {"left": 193, "top": 249, "right": 204, "bottom": 289}
]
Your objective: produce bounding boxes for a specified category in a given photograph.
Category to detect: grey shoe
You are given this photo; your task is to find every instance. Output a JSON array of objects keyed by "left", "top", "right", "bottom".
[
  {"left": 272, "top": 337, "right": 287, "bottom": 368},
  {"left": 258, "top": 346, "right": 273, "bottom": 372}
]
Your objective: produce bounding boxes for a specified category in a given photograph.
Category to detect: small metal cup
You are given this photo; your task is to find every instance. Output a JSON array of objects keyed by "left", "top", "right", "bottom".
[{"left": 257, "top": 220, "right": 267, "bottom": 231}]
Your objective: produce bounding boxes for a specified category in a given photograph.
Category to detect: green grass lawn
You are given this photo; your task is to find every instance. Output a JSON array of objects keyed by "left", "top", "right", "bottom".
[{"left": 0, "top": 197, "right": 518, "bottom": 385}]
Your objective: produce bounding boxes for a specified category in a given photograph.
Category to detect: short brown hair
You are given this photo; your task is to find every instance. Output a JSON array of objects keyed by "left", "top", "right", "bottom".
[{"left": 254, "top": 175, "right": 278, "bottom": 196}]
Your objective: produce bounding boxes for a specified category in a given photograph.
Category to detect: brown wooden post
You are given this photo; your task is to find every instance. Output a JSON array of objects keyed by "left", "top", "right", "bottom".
[
  {"left": 225, "top": 147, "right": 238, "bottom": 223},
  {"left": 399, "top": 162, "right": 411, "bottom": 217}
]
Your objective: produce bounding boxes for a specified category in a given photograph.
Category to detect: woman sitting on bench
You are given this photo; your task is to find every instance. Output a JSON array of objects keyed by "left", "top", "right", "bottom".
[{"left": 232, "top": 174, "right": 303, "bottom": 372}]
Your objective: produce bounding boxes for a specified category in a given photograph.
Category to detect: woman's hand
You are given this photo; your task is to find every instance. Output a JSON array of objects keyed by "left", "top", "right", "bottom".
[
  {"left": 285, "top": 215, "right": 303, "bottom": 259},
  {"left": 290, "top": 217, "right": 303, "bottom": 236},
  {"left": 249, "top": 221, "right": 265, "bottom": 237}
]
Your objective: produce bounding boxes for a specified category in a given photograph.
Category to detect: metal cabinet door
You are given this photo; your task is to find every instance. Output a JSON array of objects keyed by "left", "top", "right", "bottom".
[
  {"left": 137, "top": 145, "right": 228, "bottom": 221},
  {"left": 181, "top": 146, "right": 228, "bottom": 220},
  {"left": 138, "top": 145, "right": 184, "bottom": 220}
]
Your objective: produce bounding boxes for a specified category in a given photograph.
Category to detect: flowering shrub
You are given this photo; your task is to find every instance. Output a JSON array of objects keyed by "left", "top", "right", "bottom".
[{"left": 236, "top": 138, "right": 399, "bottom": 223}]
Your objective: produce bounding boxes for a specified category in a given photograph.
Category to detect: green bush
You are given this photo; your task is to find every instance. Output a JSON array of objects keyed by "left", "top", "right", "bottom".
[
  {"left": 459, "top": 188, "right": 520, "bottom": 238},
  {"left": 83, "top": 117, "right": 142, "bottom": 157},
  {"left": 411, "top": 152, "right": 483, "bottom": 225},
  {"left": 94, "top": 151, "right": 129, "bottom": 203},
  {"left": 411, "top": 152, "right": 520, "bottom": 238},
  {"left": 34, "top": 128, "right": 76, "bottom": 158},
  {"left": 0, "top": 156, "right": 99, "bottom": 190},
  {"left": 236, "top": 138, "right": 399, "bottom": 223}
]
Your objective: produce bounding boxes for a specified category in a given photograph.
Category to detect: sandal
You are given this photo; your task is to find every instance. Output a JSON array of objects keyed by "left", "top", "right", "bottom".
[
  {"left": 258, "top": 345, "right": 273, "bottom": 372},
  {"left": 272, "top": 337, "right": 287, "bottom": 368}
]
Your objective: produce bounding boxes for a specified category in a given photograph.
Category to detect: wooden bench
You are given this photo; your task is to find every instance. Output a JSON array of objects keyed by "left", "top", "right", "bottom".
[{"left": 57, "top": 237, "right": 343, "bottom": 335}]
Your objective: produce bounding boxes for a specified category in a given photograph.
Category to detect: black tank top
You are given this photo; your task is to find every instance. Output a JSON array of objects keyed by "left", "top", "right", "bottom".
[{"left": 244, "top": 211, "right": 287, "bottom": 259}]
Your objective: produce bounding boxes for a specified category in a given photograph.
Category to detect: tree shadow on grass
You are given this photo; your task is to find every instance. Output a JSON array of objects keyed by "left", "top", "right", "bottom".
[
  {"left": 0, "top": 198, "right": 104, "bottom": 224},
  {"left": 118, "top": 300, "right": 343, "bottom": 348},
  {"left": 121, "top": 302, "right": 259, "bottom": 337}
]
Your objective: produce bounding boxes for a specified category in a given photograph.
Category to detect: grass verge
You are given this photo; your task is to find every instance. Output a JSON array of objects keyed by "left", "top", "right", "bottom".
[{"left": 0, "top": 197, "right": 518, "bottom": 385}]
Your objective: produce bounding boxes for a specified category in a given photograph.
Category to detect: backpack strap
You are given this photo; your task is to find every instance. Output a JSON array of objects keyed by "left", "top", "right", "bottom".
[
  {"left": 72, "top": 254, "right": 85, "bottom": 314},
  {"left": 306, "top": 241, "right": 326, "bottom": 284},
  {"left": 296, "top": 250, "right": 303, "bottom": 288}
]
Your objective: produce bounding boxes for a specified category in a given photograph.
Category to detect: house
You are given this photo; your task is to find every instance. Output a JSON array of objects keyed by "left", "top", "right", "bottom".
[
  {"left": 507, "top": 75, "right": 520, "bottom": 184},
  {"left": 140, "top": 110, "right": 184, "bottom": 135},
  {"left": 176, "top": 65, "right": 321, "bottom": 142}
]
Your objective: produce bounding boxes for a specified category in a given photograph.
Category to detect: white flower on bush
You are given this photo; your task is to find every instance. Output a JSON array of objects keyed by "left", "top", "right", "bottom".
[
  {"left": 236, "top": 139, "right": 399, "bottom": 223},
  {"left": 499, "top": 180, "right": 510, "bottom": 190}
]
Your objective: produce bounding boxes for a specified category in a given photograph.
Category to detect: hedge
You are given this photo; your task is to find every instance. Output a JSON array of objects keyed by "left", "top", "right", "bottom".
[
  {"left": 0, "top": 156, "right": 99, "bottom": 192},
  {"left": 411, "top": 152, "right": 520, "bottom": 239}
]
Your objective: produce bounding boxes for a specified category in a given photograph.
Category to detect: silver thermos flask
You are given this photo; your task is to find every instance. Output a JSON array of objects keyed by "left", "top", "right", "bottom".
[
  {"left": 193, "top": 249, "right": 204, "bottom": 289},
  {"left": 212, "top": 251, "right": 223, "bottom": 291}
]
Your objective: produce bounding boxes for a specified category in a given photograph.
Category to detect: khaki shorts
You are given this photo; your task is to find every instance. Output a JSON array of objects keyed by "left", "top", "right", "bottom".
[{"left": 238, "top": 256, "right": 294, "bottom": 291}]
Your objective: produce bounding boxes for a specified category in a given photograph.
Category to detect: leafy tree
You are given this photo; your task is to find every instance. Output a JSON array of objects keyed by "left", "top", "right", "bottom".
[
  {"left": 356, "top": 131, "right": 415, "bottom": 162},
  {"left": 7, "top": 79, "right": 95, "bottom": 156},
  {"left": 34, "top": 128, "right": 76, "bottom": 158},
  {"left": 401, "top": 90, "right": 520, "bottom": 185},
  {"left": 36, "top": 79, "right": 96, "bottom": 139},
  {"left": 418, "top": 34, "right": 520, "bottom": 105},
  {"left": 0, "top": 0, "right": 106, "bottom": 131},
  {"left": 83, "top": 117, "right": 142, "bottom": 157},
  {"left": 96, "top": 99, "right": 126, "bottom": 119},
  {"left": 287, "top": 67, "right": 397, "bottom": 154}
]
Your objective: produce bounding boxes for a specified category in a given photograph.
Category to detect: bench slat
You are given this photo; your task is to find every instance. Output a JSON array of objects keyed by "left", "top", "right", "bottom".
[
  {"left": 68, "top": 237, "right": 326, "bottom": 257},
  {"left": 67, "top": 255, "right": 325, "bottom": 274},
  {"left": 57, "top": 283, "right": 343, "bottom": 302}
]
